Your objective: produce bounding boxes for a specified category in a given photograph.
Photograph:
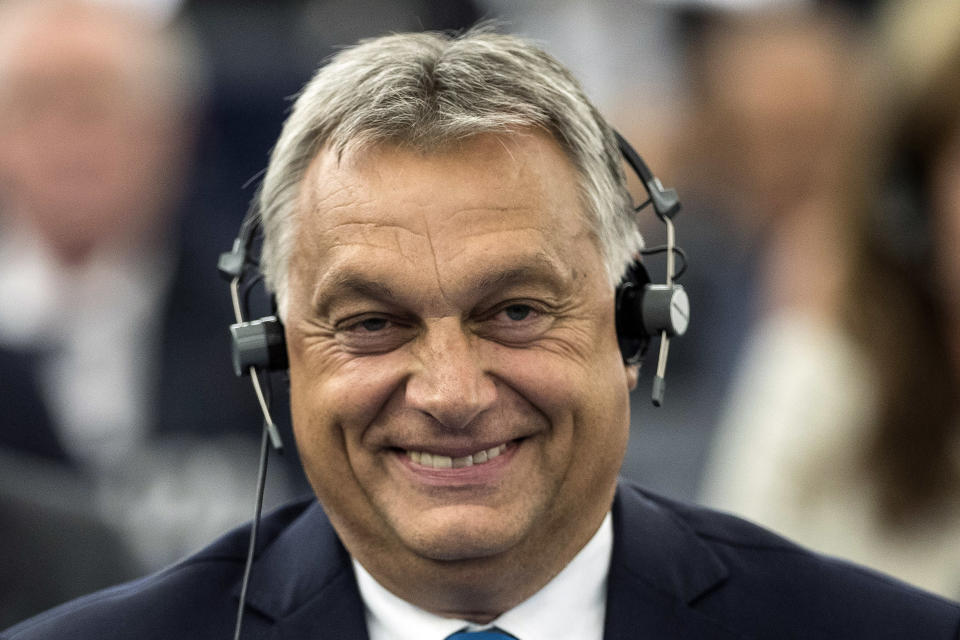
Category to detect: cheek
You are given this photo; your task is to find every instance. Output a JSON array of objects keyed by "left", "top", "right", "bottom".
[
  {"left": 484, "top": 321, "right": 629, "bottom": 436},
  {"left": 289, "top": 348, "right": 410, "bottom": 439},
  {"left": 286, "top": 331, "right": 409, "bottom": 484},
  {"left": 485, "top": 339, "right": 630, "bottom": 516},
  {"left": 287, "top": 353, "right": 410, "bottom": 523}
]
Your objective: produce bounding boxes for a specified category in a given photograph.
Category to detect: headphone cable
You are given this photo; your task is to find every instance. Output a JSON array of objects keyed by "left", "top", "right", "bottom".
[{"left": 232, "top": 378, "right": 273, "bottom": 640}]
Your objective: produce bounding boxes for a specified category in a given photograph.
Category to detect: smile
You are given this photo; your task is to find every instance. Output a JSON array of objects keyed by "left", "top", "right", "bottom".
[{"left": 405, "top": 444, "right": 508, "bottom": 469}]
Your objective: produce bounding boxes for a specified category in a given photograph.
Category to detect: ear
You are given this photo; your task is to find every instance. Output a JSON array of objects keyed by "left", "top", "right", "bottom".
[{"left": 624, "top": 363, "right": 639, "bottom": 391}]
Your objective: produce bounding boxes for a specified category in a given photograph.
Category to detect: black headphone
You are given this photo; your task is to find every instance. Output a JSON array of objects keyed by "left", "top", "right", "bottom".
[{"left": 218, "top": 131, "right": 689, "bottom": 431}]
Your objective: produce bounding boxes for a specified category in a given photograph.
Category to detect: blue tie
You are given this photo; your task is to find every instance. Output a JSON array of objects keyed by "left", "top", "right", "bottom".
[{"left": 445, "top": 630, "right": 517, "bottom": 640}]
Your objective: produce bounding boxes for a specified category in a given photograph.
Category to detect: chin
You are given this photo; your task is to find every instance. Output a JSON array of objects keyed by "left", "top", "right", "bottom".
[{"left": 401, "top": 512, "right": 531, "bottom": 563}]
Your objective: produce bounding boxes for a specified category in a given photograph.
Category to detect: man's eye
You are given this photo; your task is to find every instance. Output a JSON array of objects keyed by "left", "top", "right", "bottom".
[
  {"left": 482, "top": 302, "right": 552, "bottom": 344},
  {"left": 491, "top": 302, "right": 545, "bottom": 326},
  {"left": 335, "top": 315, "right": 413, "bottom": 354},
  {"left": 358, "top": 317, "right": 389, "bottom": 332},
  {"left": 502, "top": 304, "right": 532, "bottom": 321}
]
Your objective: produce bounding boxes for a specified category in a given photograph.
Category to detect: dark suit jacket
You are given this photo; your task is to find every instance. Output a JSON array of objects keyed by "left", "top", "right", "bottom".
[{"left": 4, "top": 481, "right": 958, "bottom": 639}]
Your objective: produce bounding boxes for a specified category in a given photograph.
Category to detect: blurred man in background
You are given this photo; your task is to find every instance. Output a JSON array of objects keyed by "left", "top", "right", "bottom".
[{"left": 0, "top": 0, "right": 297, "bottom": 622}]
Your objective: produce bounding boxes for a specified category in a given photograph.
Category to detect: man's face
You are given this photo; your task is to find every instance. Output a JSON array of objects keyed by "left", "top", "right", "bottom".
[
  {"left": 0, "top": 8, "right": 183, "bottom": 262},
  {"left": 284, "top": 131, "right": 634, "bottom": 593}
]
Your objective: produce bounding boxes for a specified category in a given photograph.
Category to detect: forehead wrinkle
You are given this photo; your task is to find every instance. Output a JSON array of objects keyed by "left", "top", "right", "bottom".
[
  {"left": 296, "top": 145, "right": 387, "bottom": 237},
  {"left": 419, "top": 205, "right": 452, "bottom": 313},
  {"left": 434, "top": 224, "right": 567, "bottom": 267},
  {"left": 433, "top": 206, "right": 543, "bottom": 236},
  {"left": 299, "top": 159, "right": 432, "bottom": 250},
  {"left": 306, "top": 223, "right": 430, "bottom": 295},
  {"left": 301, "top": 179, "right": 379, "bottom": 222},
  {"left": 294, "top": 214, "right": 428, "bottom": 278},
  {"left": 318, "top": 220, "right": 428, "bottom": 250}
]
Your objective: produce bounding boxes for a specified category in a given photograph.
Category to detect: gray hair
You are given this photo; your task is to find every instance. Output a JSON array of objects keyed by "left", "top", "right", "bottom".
[{"left": 258, "top": 28, "right": 642, "bottom": 316}]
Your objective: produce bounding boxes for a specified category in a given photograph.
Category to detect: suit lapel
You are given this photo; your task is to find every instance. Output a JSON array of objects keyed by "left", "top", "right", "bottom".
[
  {"left": 236, "top": 500, "right": 370, "bottom": 640},
  {"left": 604, "top": 483, "right": 741, "bottom": 639}
]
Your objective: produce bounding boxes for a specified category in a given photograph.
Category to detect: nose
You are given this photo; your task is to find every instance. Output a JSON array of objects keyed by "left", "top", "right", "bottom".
[{"left": 405, "top": 317, "right": 497, "bottom": 430}]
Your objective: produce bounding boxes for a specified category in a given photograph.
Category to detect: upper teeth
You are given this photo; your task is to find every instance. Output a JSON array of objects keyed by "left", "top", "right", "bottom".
[{"left": 407, "top": 444, "right": 507, "bottom": 469}]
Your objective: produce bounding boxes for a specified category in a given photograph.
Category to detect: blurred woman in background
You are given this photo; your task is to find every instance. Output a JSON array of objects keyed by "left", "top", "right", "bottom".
[{"left": 701, "top": 0, "right": 960, "bottom": 600}]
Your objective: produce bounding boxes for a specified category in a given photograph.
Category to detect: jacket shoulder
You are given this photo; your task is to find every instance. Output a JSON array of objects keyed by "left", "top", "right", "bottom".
[
  {"left": 622, "top": 484, "right": 960, "bottom": 637},
  {"left": 1, "top": 497, "right": 315, "bottom": 639}
]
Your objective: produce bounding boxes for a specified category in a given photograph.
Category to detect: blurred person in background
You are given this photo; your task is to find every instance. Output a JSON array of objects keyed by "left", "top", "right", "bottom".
[
  {"left": 700, "top": 0, "right": 960, "bottom": 600},
  {"left": 651, "top": 4, "right": 877, "bottom": 500},
  {"left": 0, "top": 0, "right": 298, "bottom": 622},
  {"left": 677, "top": 5, "right": 874, "bottom": 334}
]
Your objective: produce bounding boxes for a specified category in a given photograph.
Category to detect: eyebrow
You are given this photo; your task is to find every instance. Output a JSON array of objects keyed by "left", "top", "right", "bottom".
[
  {"left": 471, "top": 261, "right": 569, "bottom": 297},
  {"left": 312, "top": 273, "right": 401, "bottom": 316},
  {"left": 311, "top": 253, "right": 571, "bottom": 316}
]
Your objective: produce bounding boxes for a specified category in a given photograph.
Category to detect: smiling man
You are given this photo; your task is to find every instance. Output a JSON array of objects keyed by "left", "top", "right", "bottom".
[
  {"left": 284, "top": 130, "right": 630, "bottom": 622},
  {"left": 4, "top": 27, "right": 960, "bottom": 640}
]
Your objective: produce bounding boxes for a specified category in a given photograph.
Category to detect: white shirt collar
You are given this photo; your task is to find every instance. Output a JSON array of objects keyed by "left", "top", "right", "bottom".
[
  {"left": 0, "top": 219, "right": 173, "bottom": 465},
  {"left": 0, "top": 220, "right": 171, "bottom": 346},
  {"left": 354, "top": 511, "right": 613, "bottom": 640}
]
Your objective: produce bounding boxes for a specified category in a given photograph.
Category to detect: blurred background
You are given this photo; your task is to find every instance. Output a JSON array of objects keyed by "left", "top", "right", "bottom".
[{"left": 1, "top": 0, "right": 958, "bottom": 625}]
